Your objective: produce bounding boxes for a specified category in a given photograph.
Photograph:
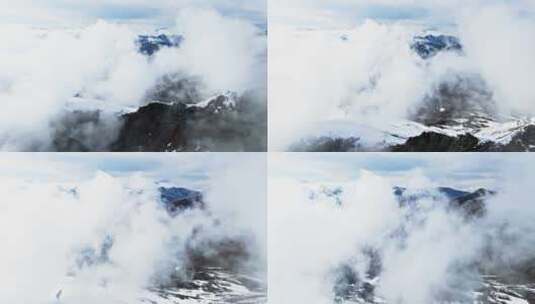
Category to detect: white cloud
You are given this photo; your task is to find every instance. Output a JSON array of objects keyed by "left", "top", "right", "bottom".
[
  {"left": 269, "top": 1, "right": 535, "bottom": 150},
  {"left": 269, "top": 153, "right": 535, "bottom": 303},
  {"left": 0, "top": 8, "right": 265, "bottom": 151},
  {"left": 0, "top": 153, "right": 266, "bottom": 303},
  {"left": 460, "top": 4, "right": 535, "bottom": 114}
]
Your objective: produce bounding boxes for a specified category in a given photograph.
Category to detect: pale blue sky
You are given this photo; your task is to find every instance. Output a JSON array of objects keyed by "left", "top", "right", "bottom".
[
  {"left": 0, "top": 153, "right": 265, "bottom": 189},
  {"left": 271, "top": 0, "right": 535, "bottom": 28},
  {"left": 269, "top": 153, "right": 533, "bottom": 191},
  {"left": 0, "top": 0, "right": 266, "bottom": 28}
]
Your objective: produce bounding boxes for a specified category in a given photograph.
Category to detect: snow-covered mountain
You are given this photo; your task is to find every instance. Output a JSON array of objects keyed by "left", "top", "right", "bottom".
[
  {"left": 52, "top": 30, "right": 267, "bottom": 152},
  {"left": 331, "top": 269, "right": 535, "bottom": 304},
  {"left": 0, "top": 21, "right": 266, "bottom": 152},
  {"left": 303, "top": 183, "right": 535, "bottom": 304},
  {"left": 410, "top": 34, "right": 462, "bottom": 59},
  {"left": 140, "top": 267, "right": 266, "bottom": 304},
  {"left": 52, "top": 185, "right": 266, "bottom": 304},
  {"left": 136, "top": 34, "right": 183, "bottom": 56},
  {"left": 290, "top": 34, "right": 535, "bottom": 152}
]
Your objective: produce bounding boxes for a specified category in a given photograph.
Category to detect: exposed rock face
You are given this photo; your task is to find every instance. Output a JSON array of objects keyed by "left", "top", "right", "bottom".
[
  {"left": 136, "top": 34, "right": 182, "bottom": 56},
  {"left": 330, "top": 274, "right": 535, "bottom": 304},
  {"left": 111, "top": 102, "right": 190, "bottom": 151},
  {"left": 494, "top": 125, "right": 535, "bottom": 152},
  {"left": 50, "top": 91, "right": 266, "bottom": 152},
  {"left": 111, "top": 93, "right": 266, "bottom": 152},
  {"left": 449, "top": 188, "right": 494, "bottom": 218},
  {"left": 391, "top": 126, "right": 535, "bottom": 152},
  {"left": 142, "top": 267, "right": 267, "bottom": 304},
  {"left": 292, "top": 125, "right": 535, "bottom": 152},
  {"left": 392, "top": 186, "right": 493, "bottom": 217},
  {"left": 411, "top": 34, "right": 462, "bottom": 59},
  {"left": 290, "top": 137, "right": 361, "bottom": 152},
  {"left": 391, "top": 132, "right": 481, "bottom": 152},
  {"left": 393, "top": 186, "right": 471, "bottom": 203},
  {"left": 159, "top": 187, "right": 204, "bottom": 215},
  {"left": 476, "top": 276, "right": 535, "bottom": 304}
]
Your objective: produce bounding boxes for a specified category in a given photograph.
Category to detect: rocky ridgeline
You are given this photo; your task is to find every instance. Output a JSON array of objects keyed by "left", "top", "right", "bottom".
[
  {"left": 136, "top": 34, "right": 183, "bottom": 56},
  {"left": 111, "top": 92, "right": 265, "bottom": 152},
  {"left": 53, "top": 90, "right": 266, "bottom": 152},
  {"left": 141, "top": 267, "right": 266, "bottom": 304},
  {"left": 411, "top": 34, "right": 462, "bottom": 59},
  {"left": 391, "top": 126, "right": 535, "bottom": 152}
]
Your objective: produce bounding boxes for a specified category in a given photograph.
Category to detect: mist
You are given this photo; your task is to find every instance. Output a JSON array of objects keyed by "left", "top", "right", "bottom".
[
  {"left": 269, "top": 2, "right": 535, "bottom": 150},
  {"left": 0, "top": 154, "right": 266, "bottom": 303},
  {"left": 0, "top": 7, "right": 266, "bottom": 151},
  {"left": 269, "top": 154, "right": 535, "bottom": 303}
]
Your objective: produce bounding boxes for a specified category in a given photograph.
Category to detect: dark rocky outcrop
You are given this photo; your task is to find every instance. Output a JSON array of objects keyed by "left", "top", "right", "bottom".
[
  {"left": 110, "top": 102, "right": 191, "bottom": 152},
  {"left": 290, "top": 136, "right": 361, "bottom": 152},
  {"left": 159, "top": 187, "right": 203, "bottom": 216},
  {"left": 146, "top": 267, "right": 266, "bottom": 304},
  {"left": 51, "top": 90, "right": 266, "bottom": 152},
  {"left": 449, "top": 188, "right": 495, "bottom": 218},
  {"left": 293, "top": 125, "right": 535, "bottom": 152},
  {"left": 391, "top": 125, "right": 535, "bottom": 152},
  {"left": 136, "top": 34, "right": 182, "bottom": 56},
  {"left": 393, "top": 186, "right": 494, "bottom": 218},
  {"left": 393, "top": 186, "right": 472, "bottom": 204},
  {"left": 493, "top": 125, "right": 535, "bottom": 152},
  {"left": 411, "top": 34, "right": 462, "bottom": 59},
  {"left": 110, "top": 93, "right": 266, "bottom": 152},
  {"left": 391, "top": 132, "right": 481, "bottom": 152}
]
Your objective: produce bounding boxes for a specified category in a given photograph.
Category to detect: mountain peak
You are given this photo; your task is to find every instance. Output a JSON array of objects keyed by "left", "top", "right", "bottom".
[
  {"left": 136, "top": 34, "right": 183, "bottom": 56},
  {"left": 411, "top": 34, "right": 462, "bottom": 59}
]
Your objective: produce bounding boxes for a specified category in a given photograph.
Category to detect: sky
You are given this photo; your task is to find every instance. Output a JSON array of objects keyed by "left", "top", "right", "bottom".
[
  {"left": 270, "top": 0, "right": 535, "bottom": 28},
  {"left": 0, "top": 153, "right": 265, "bottom": 189},
  {"left": 269, "top": 153, "right": 534, "bottom": 191},
  {"left": 0, "top": 0, "right": 266, "bottom": 28}
]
